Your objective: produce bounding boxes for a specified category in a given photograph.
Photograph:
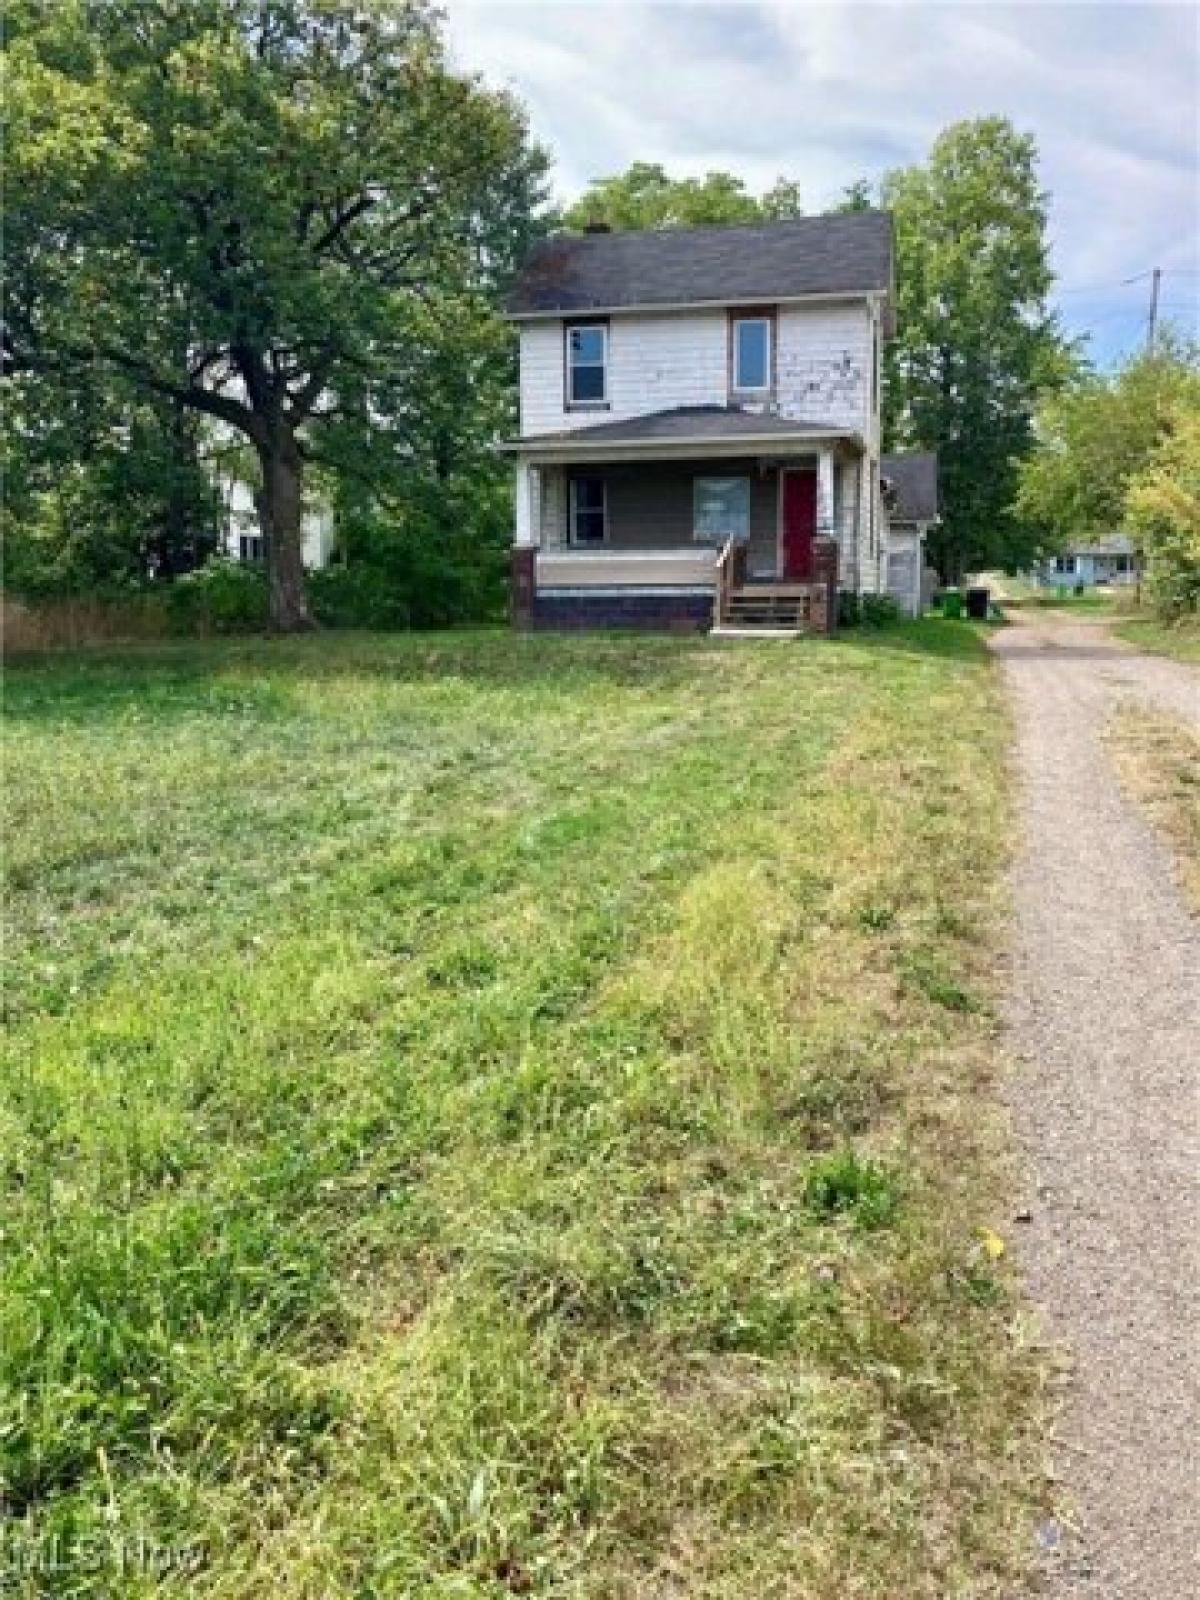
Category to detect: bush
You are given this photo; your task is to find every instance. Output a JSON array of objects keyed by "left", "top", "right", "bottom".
[
  {"left": 1127, "top": 399, "right": 1200, "bottom": 619},
  {"left": 860, "top": 593, "right": 901, "bottom": 627},
  {"left": 323, "top": 488, "right": 511, "bottom": 629},
  {"left": 165, "top": 560, "right": 269, "bottom": 634},
  {"left": 838, "top": 592, "right": 901, "bottom": 629},
  {"left": 308, "top": 564, "right": 412, "bottom": 630}
]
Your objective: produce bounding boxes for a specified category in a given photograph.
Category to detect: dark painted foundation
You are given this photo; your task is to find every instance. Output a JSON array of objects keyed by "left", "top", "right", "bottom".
[{"left": 532, "top": 591, "right": 714, "bottom": 632}]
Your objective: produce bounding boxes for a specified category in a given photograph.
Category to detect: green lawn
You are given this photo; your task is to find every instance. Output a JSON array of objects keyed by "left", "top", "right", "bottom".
[
  {"left": 2, "top": 624, "right": 1040, "bottom": 1597},
  {"left": 1112, "top": 617, "right": 1200, "bottom": 663}
]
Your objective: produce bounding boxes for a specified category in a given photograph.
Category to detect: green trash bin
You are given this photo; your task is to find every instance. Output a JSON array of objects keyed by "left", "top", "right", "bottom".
[{"left": 942, "top": 588, "right": 963, "bottom": 619}]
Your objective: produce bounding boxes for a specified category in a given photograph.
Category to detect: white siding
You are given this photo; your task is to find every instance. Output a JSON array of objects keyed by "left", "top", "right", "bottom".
[
  {"left": 520, "top": 301, "right": 873, "bottom": 440},
  {"left": 776, "top": 303, "right": 871, "bottom": 434},
  {"left": 518, "top": 321, "right": 566, "bottom": 437},
  {"left": 520, "top": 310, "right": 726, "bottom": 436},
  {"left": 886, "top": 527, "right": 924, "bottom": 617},
  {"left": 538, "top": 548, "right": 717, "bottom": 589}
]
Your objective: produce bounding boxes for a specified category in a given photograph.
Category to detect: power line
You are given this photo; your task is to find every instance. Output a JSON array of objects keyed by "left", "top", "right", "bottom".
[{"left": 1056, "top": 267, "right": 1199, "bottom": 295}]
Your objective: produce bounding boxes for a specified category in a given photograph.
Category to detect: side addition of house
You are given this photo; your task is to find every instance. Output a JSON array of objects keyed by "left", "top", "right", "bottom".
[
  {"left": 503, "top": 211, "right": 909, "bottom": 633},
  {"left": 881, "top": 450, "right": 939, "bottom": 618}
]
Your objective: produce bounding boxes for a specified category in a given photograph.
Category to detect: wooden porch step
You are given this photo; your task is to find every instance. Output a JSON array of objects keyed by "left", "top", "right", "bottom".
[
  {"left": 735, "top": 583, "right": 814, "bottom": 599},
  {"left": 724, "top": 600, "right": 811, "bottom": 625},
  {"left": 710, "top": 626, "right": 804, "bottom": 640}
]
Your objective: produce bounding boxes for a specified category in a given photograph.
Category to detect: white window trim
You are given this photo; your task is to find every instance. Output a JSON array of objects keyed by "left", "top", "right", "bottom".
[
  {"left": 566, "top": 322, "right": 609, "bottom": 408},
  {"left": 569, "top": 476, "right": 608, "bottom": 546},
  {"left": 733, "top": 316, "right": 772, "bottom": 392}
]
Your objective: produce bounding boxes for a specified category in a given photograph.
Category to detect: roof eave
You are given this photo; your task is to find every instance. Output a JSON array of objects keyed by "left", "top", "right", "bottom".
[
  {"left": 505, "top": 288, "right": 886, "bottom": 323},
  {"left": 500, "top": 428, "right": 863, "bottom": 458}
]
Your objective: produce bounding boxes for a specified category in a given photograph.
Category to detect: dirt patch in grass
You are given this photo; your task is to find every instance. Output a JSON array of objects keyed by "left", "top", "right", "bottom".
[
  {"left": 1106, "top": 706, "right": 1200, "bottom": 907},
  {"left": 1, "top": 627, "right": 1045, "bottom": 1596}
]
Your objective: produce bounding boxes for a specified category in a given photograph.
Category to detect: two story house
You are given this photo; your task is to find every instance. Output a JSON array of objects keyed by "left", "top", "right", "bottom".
[{"left": 505, "top": 210, "right": 904, "bottom": 633}]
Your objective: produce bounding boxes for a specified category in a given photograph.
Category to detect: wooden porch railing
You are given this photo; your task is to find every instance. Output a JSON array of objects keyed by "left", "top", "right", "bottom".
[{"left": 712, "top": 537, "right": 747, "bottom": 629}]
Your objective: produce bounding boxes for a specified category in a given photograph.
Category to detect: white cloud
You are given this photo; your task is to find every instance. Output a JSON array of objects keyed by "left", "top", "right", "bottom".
[{"left": 445, "top": 1, "right": 1200, "bottom": 363}]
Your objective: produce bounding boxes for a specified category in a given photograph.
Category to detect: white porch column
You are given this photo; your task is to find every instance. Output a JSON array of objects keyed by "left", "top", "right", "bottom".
[
  {"left": 816, "top": 447, "right": 836, "bottom": 537},
  {"left": 514, "top": 460, "right": 542, "bottom": 546}
]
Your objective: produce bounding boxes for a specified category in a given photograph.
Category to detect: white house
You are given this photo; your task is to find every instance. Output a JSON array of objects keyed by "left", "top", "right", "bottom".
[
  {"left": 220, "top": 475, "right": 335, "bottom": 570},
  {"left": 1036, "top": 535, "right": 1141, "bottom": 590},
  {"left": 503, "top": 212, "right": 917, "bottom": 634}
]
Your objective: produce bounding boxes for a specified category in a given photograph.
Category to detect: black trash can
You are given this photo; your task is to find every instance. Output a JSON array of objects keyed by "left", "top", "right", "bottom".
[{"left": 965, "top": 586, "right": 990, "bottom": 620}]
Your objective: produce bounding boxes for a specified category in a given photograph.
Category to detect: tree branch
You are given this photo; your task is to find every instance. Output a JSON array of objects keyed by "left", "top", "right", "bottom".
[
  {"left": 13, "top": 336, "right": 257, "bottom": 436},
  {"left": 310, "top": 192, "right": 376, "bottom": 255}
]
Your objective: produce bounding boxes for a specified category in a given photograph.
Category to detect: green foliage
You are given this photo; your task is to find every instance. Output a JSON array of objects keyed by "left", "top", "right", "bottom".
[
  {"left": 309, "top": 538, "right": 504, "bottom": 632},
  {"left": 165, "top": 559, "right": 269, "bottom": 633},
  {"left": 805, "top": 1152, "right": 899, "bottom": 1230},
  {"left": 4, "top": 0, "right": 549, "bottom": 626},
  {"left": 883, "top": 118, "right": 1077, "bottom": 579},
  {"left": 836, "top": 178, "right": 877, "bottom": 213},
  {"left": 1126, "top": 395, "right": 1200, "bottom": 616},
  {"left": 1017, "top": 342, "right": 1200, "bottom": 583},
  {"left": 859, "top": 593, "right": 902, "bottom": 628},
  {"left": 839, "top": 591, "right": 901, "bottom": 629},
  {"left": 563, "top": 160, "right": 802, "bottom": 230},
  {"left": 2, "top": 376, "right": 220, "bottom": 595},
  {"left": 317, "top": 470, "right": 511, "bottom": 629}
]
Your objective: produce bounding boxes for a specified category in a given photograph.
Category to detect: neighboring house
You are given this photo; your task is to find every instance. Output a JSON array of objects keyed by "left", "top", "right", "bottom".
[
  {"left": 1036, "top": 535, "right": 1141, "bottom": 589},
  {"left": 881, "top": 450, "right": 939, "bottom": 618},
  {"left": 504, "top": 212, "right": 899, "bottom": 633},
  {"left": 220, "top": 476, "right": 335, "bottom": 570}
]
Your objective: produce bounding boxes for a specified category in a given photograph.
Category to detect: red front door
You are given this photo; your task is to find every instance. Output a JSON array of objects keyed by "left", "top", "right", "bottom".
[{"left": 781, "top": 469, "right": 817, "bottom": 580}]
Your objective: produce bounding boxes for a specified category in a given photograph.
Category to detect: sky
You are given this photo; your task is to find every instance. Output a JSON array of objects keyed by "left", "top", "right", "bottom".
[{"left": 443, "top": 0, "right": 1200, "bottom": 367}]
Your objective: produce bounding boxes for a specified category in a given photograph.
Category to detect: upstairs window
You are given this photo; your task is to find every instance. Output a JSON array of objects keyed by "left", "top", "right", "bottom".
[
  {"left": 566, "top": 323, "right": 608, "bottom": 405},
  {"left": 238, "top": 532, "right": 264, "bottom": 563},
  {"left": 733, "top": 316, "right": 771, "bottom": 391},
  {"left": 569, "top": 476, "right": 607, "bottom": 545}
]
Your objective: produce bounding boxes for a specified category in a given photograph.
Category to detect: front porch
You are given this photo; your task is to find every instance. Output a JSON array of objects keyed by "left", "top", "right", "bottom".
[{"left": 508, "top": 410, "right": 870, "bottom": 634}]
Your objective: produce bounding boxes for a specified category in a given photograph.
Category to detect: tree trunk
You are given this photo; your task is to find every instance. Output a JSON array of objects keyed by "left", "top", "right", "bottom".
[{"left": 255, "top": 427, "right": 315, "bottom": 631}]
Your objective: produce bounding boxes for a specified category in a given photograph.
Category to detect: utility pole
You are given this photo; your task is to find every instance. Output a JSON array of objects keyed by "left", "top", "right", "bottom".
[{"left": 1147, "top": 267, "right": 1162, "bottom": 353}]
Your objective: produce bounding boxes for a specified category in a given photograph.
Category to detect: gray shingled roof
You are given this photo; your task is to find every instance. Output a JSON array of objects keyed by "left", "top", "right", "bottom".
[
  {"left": 507, "top": 212, "right": 894, "bottom": 317},
  {"left": 1063, "top": 534, "right": 1136, "bottom": 557},
  {"left": 881, "top": 451, "right": 939, "bottom": 523},
  {"left": 512, "top": 405, "right": 855, "bottom": 450}
]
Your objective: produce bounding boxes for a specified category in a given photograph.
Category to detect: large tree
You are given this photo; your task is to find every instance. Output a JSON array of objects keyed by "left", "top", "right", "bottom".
[
  {"left": 882, "top": 118, "right": 1075, "bottom": 579},
  {"left": 4, "top": 0, "right": 548, "bottom": 628},
  {"left": 563, "top": 161, "right": 804, "bottom": 231}
]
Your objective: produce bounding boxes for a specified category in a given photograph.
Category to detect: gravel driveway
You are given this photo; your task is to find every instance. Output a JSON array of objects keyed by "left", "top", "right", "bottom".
[{"left": 991, "top": 610, "right": 1199, "bottom": 1597}]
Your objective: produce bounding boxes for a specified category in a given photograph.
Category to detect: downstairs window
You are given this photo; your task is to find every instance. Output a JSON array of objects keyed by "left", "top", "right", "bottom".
[
  {"left": 569, "top": 477, "right": 607, "bottom": 545},
  {"left": 694, "top": 477, "right": 750, "bottom": 543}
]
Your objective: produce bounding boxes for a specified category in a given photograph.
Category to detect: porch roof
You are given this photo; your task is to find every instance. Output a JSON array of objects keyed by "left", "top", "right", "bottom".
[{"left": 505, "top": 405, "right": 860, "bottom": 458}]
